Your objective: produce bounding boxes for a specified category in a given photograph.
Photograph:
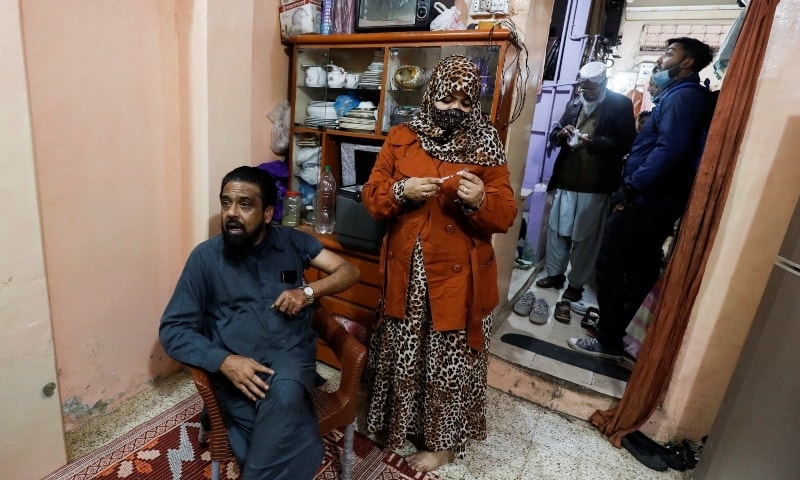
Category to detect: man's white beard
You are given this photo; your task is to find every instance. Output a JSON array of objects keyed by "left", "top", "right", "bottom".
[{"left": 582, "top": 89, "right": 606, "bottom": 115}]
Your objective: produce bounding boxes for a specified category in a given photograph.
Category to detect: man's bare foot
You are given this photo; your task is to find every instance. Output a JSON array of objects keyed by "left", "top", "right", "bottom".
[{"left": 404, "top": 449, "right": 455, "bottom": 472}]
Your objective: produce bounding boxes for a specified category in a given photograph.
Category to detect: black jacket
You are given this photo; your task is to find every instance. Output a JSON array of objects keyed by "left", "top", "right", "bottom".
[{"left": 547, "top": 90, "right": 637, "bottom": 193}]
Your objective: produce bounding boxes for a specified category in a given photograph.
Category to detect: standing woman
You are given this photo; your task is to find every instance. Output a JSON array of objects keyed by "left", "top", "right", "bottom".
[{"left": 361, "top": 55, "right": 517, "bottom": 472}]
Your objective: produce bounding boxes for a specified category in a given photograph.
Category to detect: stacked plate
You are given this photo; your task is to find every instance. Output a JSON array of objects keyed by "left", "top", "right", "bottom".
[
  {"left": 359, "top": 51, "right": 384, "bottom": 89},
  {"left": 339, "top": 107, "right": 377, "bottom": 132},
  {"left": 305, "top": 101, "right": 338, "bottom": 128},
  {"left": 295, "top": 133, "right": 319, "bottom": 147}
]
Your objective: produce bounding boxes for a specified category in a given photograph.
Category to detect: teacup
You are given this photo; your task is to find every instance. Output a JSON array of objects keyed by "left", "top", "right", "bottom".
[{"left": 344, "top": 73, "right": 360, "bottom": 88}]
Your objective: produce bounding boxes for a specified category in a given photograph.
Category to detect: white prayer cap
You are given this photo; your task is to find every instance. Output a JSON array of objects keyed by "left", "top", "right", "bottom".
[{"left": 579, "top": 61, "right": 607, "bottom": 83}]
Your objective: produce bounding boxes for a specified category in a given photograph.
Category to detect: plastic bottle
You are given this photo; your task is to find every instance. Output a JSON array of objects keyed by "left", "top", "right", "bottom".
[
  {"left": 281, "top": 190, "right": 301, "bottom": 227},
  {"left": 320, "top": 0, "right": 333, "bottom": 34},
  {"left": 315, "top": 166, "right": 336, "bottom": 234}
]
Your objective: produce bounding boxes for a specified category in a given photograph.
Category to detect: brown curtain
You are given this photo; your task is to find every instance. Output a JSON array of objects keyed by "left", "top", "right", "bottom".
[{"left": 590, "top": 0, "right": 781, "bottom": 447}]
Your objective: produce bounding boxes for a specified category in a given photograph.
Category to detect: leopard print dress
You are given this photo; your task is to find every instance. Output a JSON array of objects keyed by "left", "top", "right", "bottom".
[
  {"left": 365, "top": 55, "right": 503, "bottom": 457},
  {"left": 365, "top": 237, "right": 492, "bottom": 456}
]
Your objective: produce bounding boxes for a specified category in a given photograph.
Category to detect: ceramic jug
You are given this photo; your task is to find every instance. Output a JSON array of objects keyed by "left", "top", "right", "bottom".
[
  {"left": 326, "top": 64, "right": 346, "bottom": 88},
  {"left": 304, "top": 66, "right": 326, "bottom": 87}
]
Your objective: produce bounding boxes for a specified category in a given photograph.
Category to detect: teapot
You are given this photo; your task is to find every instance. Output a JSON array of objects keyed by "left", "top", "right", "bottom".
[
  {"left": 326, "top": 64, "right": 346, "bottom": 88},
  {"left": 304, "top": 65, "right": 327, "bottom": 88}
]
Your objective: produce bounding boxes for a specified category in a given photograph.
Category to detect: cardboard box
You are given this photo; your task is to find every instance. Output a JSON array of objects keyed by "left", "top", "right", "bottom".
[{"left": 280, "top": 0, "right": 322, "bottom": 39}]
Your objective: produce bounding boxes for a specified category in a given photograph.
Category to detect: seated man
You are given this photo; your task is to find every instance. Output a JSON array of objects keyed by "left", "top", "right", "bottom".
[{"left": 160, "top": 166, "right": 360, "bottom": 480}]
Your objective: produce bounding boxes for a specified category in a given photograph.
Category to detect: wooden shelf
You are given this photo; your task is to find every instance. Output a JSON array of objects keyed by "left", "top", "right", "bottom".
[{"left": 286, "top": 32, "right": 518, "bottom": 351}]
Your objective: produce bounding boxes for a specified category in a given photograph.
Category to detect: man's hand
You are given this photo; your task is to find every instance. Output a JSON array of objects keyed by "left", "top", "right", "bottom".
[
  {"left": 272, "top": 288, "right": 310, "bottom": 317},
  {"left": 611, "top": 185, "right": 631, "bottom": 210},
  {"left": 557, "top": 125, "right": 576, "bottom": 140},
  {"left": 219, "top": 355, "right": 274, "bottom": 401}
]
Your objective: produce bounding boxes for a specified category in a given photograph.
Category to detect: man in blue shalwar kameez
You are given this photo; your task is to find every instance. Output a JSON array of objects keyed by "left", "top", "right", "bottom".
[{"left": 160, "top": 166, "right": 360, "bottom": 479}]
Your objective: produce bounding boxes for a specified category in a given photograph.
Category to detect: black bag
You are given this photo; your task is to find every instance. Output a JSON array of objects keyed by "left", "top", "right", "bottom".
[{"left": 335, "top": 186, "right": 385, "bottom": 255}]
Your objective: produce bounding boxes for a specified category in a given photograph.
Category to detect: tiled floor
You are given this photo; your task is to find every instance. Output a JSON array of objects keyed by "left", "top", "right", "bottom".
[
  {"left": 494, "top": 265, "right": 628, "bottom": 399},
  {"left": 65, "top": 368, "right": 690, "bottom": 479}
]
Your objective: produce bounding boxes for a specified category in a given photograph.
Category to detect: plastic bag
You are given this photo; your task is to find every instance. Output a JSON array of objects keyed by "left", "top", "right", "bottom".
[
  {"left": 334, "top": 93, "right": 360, "bottom": 117},
  {"left": 267, "top": 100, "right": 291, "bottom": 155},
  {"left": 429, "top": 2, "right": 466, "bottom": 31}
]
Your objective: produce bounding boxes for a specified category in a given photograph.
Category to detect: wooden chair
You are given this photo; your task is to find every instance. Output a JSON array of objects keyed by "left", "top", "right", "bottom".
[{"left": 190, "top": 306, "right": 367, "bottom": 480}]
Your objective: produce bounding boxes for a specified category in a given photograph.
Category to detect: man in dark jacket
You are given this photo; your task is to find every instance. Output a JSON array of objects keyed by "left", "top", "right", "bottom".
[
  {"left": 569, "top": 37, "right": 713, "bottom": 360},
  {"left": 535, "top": 61, "right": 636, "bottom": 305}
]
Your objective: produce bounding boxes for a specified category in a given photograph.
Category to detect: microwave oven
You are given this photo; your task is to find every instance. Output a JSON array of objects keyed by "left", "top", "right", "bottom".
[{"left": 355, "top": 0, "right": 436, "bottom": 32}]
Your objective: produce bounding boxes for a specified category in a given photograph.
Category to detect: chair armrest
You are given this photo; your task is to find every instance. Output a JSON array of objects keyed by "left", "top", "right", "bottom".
[
  {"left": 189, "top": 367, "right": 233, "bottom": 461},
  {"left": 312, "top": 307, "right": 367, "bottom": 406}
]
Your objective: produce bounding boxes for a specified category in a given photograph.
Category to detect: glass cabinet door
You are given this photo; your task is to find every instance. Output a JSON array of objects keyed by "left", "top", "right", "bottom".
[
  {"left": 295, "top": 47, "right": 382, "bottom": 132},
  {"left": 382, "top": 44, "right": 502, "bottom": 134}
]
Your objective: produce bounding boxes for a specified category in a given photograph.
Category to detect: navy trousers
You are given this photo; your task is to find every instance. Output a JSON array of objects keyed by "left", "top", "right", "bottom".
[{"left": 217, "top": 378, "right": 324, "bottom": 480}]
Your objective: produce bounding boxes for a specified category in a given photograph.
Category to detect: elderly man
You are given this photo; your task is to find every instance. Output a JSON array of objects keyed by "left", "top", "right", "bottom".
[
  {"left": 535, "top": 61, "right": 636, "bottom": 310},
  {"left": 569, "top": 37, "right": 714, "bottom": 361},
  {"left": 160, "top": 166, "right": 360, "bottom": 479}
]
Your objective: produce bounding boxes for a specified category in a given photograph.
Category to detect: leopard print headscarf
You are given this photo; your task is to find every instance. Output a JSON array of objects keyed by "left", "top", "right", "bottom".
[{"left": 406, "top": 55, "right": 506, "bottom": 167}]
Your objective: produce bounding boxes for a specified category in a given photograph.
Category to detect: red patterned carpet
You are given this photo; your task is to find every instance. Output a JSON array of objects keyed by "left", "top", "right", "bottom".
[{"left": 44, "top": 394, "right": 440, "bottom": 480}]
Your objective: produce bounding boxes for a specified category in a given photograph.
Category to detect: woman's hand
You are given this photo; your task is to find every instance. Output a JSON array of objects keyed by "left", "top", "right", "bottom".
[
  {"left": 404, "top": 177, "right": 443, "bottom": 202},
  {"left": 457, "top": 170, "right": 485, "bottom": 209}
]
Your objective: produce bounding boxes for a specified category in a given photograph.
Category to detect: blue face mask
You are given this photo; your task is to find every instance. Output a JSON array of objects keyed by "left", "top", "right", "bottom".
[
  {"left": 651, "top": 69, "right": 673, "bottom": 89},
  {"left": 651, "top": 64, "right": 681, "bottom": 89}
]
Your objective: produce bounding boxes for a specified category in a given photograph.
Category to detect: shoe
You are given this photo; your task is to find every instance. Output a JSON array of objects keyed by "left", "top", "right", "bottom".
[
  {"left": 562, "top": 285, "right": 584, "bottom": 302},
  {"left": 622, "top": 431, "right": 669, "bottom": 471},
  {"left": 535, "top": 274, "right": 566, "bottom": 289},
  {"left": 621, "top": 353, "right": 636, "bottom": 371},
  {"left": 513, "top": 291, "right": 536, "bottom": 316},
  {"left": 567, "top": 337, "right": 623, "bottom": 362},
  {"left": 513, "top": 258, "right": 534, "bottom": 270},
  {"left": 529, "top": 298, "right": 549, "bottom": 325},
  {"left": 570, "top": 301, "right": 588, "bottom": 315},
  {"left": 554, "top": 300, "right": 571, "bottom": 323}
]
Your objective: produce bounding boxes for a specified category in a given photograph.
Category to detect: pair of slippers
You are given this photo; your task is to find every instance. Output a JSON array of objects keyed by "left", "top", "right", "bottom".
[
  {"left": 555, "top": 302, "right": 602, "bottom": 331},
  {"left": 512, "top": 291, "right": 550, "bottom": 325}
]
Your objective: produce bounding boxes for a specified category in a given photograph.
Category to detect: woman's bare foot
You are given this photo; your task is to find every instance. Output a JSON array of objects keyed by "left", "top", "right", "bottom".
[{"left": 404, "top": 449, "right": 455, "bottom": 472}]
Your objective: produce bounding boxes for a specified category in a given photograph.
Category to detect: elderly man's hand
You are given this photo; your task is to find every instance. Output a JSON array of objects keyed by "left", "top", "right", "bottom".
[{"left": 219, "top": 355, "right": 275, "bottom": 401}]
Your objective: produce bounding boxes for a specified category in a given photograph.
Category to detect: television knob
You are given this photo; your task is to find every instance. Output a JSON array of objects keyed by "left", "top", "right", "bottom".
[{"left": 417, "top": 6, "right": 428, "bottom": 19}]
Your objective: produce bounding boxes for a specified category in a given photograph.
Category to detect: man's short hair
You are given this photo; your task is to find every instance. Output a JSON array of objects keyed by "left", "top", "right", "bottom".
[
  {"left": 667, "top": 37, "right": 714, "bottom": 73},
  {"left": 220, "top": 166, "right": 278, "bottom": 210},
  {"left": 638, "top": 110, "right": 652, "bottom": 120}
]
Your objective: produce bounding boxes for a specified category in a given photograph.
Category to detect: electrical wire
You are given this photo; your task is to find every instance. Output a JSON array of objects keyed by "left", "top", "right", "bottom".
[{"left": 487, "top": 18, "right": 529, "bottom": 124}]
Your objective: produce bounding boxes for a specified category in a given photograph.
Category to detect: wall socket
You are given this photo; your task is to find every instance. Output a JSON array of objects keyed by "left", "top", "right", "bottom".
[{"left": 468, "top": 0, "right": 509, "bottom": 16}]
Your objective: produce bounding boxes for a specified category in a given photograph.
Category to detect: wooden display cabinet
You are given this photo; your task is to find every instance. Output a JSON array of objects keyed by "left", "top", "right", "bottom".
[{"left": 284, "top": 30, "right": 518, "bottom": 349}]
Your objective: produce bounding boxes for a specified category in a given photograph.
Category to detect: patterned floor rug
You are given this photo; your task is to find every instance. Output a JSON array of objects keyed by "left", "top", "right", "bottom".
[{"left": 44, "top": 393, "right": 440, "bottom": 480}]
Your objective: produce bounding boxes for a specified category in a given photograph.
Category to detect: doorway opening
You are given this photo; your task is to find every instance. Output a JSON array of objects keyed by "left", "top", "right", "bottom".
[{"left": 493, "top": 0, "right": 743, "bottom": 398}]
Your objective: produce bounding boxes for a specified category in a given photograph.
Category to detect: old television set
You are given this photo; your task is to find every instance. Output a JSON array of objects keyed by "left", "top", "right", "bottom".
[
  {"left": 355, "top": 0, "right": 436, "bottom": 32},
  {"left": 340, "top": 142, "right": 381, "bottom": 187}
]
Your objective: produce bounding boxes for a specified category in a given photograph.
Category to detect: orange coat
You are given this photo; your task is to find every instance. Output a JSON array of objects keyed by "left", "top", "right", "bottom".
[{"left": 361, "top": 125, "right": 517, "bottom": 351}]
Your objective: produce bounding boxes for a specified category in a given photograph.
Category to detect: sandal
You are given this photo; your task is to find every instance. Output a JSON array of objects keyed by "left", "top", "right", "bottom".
[
  {"left": 580, "top": 307, "right": 600, "bottom": 329},
  {"left": 554, "top": 300, "right": 572, "bottom": 323},
  {"left": 581, "top": 307, "right": 600, "bottom": 337}
]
